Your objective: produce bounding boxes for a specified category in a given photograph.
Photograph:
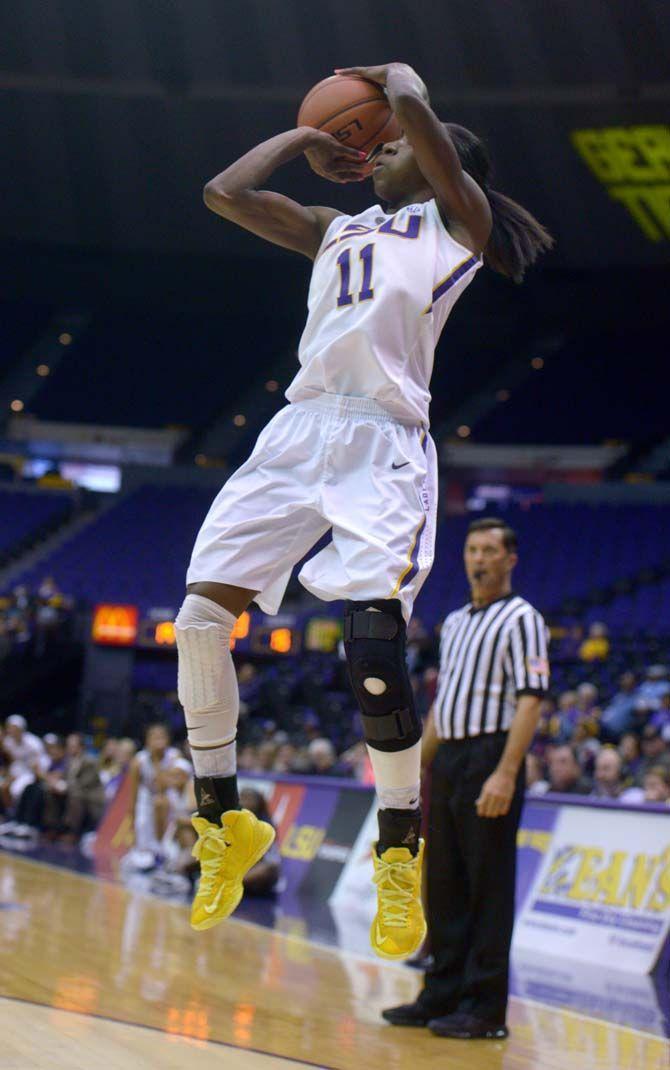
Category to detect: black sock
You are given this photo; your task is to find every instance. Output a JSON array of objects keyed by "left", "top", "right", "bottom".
[
  {"left": 377, "top": 806, "right": 421, "bottom": 857},
  {"left": 194, "top": 775, "right": 239, "bottom": 824}
]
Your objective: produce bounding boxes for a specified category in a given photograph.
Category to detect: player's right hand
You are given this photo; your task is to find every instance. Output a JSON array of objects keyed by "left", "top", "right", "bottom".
[{"left": 303, "top": 130, "right": 368, "bottom": 183}]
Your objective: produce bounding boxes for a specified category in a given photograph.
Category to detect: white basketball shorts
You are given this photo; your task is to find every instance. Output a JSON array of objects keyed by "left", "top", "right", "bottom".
[{"left": 186, "top": 394, "right": 438, "bottom": 622}]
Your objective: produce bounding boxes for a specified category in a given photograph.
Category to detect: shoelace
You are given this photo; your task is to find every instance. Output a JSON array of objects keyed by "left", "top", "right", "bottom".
[
  {"left": 373, "top": 857, "right": 416, "bottom": 927},
  {"left": 193, "top": 825, "right": 232, "bottom": 896}
]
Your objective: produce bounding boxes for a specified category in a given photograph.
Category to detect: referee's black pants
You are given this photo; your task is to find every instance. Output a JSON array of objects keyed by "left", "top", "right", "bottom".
[{"left": 418, "top": 732, "right": 525, "bottom": 1024}]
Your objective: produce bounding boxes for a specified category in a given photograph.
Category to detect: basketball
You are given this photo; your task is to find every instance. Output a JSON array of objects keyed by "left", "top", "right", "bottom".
[{"left": 297, "top": 74, "right": 401, "bottom": 161}]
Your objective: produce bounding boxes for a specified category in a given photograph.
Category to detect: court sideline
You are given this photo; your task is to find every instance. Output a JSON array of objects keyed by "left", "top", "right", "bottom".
[{"left": 1, "top": 853, "right": 668, "bottom": 1069}]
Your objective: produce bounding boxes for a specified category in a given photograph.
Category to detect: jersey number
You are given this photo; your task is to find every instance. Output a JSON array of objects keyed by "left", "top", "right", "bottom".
[{"left": 336, "top": 244, "right": 375, "bottom": 307}]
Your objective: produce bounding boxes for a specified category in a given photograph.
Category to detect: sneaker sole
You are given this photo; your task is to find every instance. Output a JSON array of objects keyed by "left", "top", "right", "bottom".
[
  {"left": 382, "top": 1014, "right": 430, "bottom": 1027},
  {"left": 430, "top": 1028, "right": 509, "bottom": 1040},
  {"left": 190, "top": 823, "right": 276, "bottom": 932},
  {"left": 370, "top": 918, "right": 427, "bottom": 961}
]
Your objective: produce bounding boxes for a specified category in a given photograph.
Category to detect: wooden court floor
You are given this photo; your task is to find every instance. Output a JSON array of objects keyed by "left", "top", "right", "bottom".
[{"left": 0, "top": 853, "right": 668, "bottom": 1070}]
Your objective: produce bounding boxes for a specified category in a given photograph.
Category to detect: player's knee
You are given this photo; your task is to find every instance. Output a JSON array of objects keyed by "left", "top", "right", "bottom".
[
  {"left": 343, "top": 599, "right": 421, "bottom": 753},
  {"left": 174, "top": 593, "right": 234, "bottom": 715},
  {"left": 175, "top": 592, "right": 232, "bottom": 631}
]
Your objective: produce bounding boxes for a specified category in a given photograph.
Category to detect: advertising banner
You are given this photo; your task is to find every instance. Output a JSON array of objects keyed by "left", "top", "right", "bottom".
[
  {"left": 238, "top": 775, "right": 373, "bottom": 945},
  {"left": 513, "top": 804, "right": 670, "bottom": 973},
  {"left": 94, "top": 771, "right": 670, "bottom": 974}
]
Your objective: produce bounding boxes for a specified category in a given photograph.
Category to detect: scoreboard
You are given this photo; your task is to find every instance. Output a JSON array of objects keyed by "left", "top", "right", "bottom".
[{"left": 90, "top": 603, "right": 343, "bottom": 657}]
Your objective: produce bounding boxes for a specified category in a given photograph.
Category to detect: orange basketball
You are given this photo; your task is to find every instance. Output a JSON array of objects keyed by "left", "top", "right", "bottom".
[{"left": 297, "top": 75, "right": 401, "bottom": 161}]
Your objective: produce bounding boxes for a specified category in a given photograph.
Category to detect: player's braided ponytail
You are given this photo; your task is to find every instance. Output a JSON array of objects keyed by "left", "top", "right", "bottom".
[{"left": 445, "top": 123, "right": 553, "bottom": 283}]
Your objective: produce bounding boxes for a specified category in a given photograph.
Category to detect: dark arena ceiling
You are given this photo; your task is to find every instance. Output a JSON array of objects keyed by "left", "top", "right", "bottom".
[{"left": 1, "top": 0, "right": 669, "bottom": 269}]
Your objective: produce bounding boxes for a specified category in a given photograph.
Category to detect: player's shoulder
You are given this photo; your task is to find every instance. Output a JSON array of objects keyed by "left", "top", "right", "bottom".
[{"left": 427, "top": 198, "right": 484, "bottom": 260}]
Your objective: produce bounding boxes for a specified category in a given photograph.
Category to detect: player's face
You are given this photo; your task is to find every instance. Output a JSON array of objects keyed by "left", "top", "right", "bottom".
[
  {"left": 147, "top": 726, "right": 169, "bottom": 753},
  {"left": 371, "top": 137, "right": 427, "bottom": 203}
]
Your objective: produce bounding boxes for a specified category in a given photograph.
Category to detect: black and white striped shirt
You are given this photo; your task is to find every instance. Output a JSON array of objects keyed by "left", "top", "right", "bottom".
[{"left": 434, "top": 593, "right": 549, "bottom": 741}]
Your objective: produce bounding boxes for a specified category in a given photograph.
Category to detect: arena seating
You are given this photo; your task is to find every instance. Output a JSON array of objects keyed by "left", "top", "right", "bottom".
[
  {"left": 583, "top": 577, "right": 670, "bottom": 632},
  {"left": 2, "top": 485, "right": 212, "bottom": 610},
  {"left": 3, "top": 487, "right": 668, "bottom": 633},
  {"left": 416, "top": 503, "right": 669, "bottom": 629},
  {"left": 0, "top": 487, "right": 73, "bottom": 565}
]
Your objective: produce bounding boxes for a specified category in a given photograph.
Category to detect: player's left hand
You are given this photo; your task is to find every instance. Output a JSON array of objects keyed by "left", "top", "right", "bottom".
[
  {"left": 476, "top": 768, "right": 516, "bottom": 819},
  {"left": 334, "top": 64, "right": 395, "bottom": 86},
  {"left": 335, "top": 64, "right": 430, "bottom": 107}
]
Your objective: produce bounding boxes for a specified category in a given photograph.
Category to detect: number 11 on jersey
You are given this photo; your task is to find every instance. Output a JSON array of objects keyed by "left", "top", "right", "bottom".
[{"left": 336, "top": 244, "right": 375, "bottom": 307}]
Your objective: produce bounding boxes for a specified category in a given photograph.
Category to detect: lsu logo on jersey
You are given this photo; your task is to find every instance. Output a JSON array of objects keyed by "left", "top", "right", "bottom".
[{"left": 323, "top": 212, "right": 423, "bottom": 254}]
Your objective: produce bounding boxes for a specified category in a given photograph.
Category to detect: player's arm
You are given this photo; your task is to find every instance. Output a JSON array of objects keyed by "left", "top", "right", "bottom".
[
  {"left": 335, "top": 63, "right": 491, "bottom": 252},
  {"left": 203, "top": 128, "right": 366, "bottom": 259}
]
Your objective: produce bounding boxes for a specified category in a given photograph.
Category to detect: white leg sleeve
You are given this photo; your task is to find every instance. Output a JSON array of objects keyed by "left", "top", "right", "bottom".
[
  {"left": 365, "top": 740, "right": 422, "bottom": 810},
  {"left": 174, "top": 593, "right": 239, "bottom": 778}
]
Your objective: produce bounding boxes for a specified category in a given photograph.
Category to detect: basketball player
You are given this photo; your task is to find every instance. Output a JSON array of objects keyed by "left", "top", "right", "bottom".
[
  {"left": 175, "top": 61, "right": 552, "bottom": 957},
  {"left": 127, "top": 724, "right": 191, "bottom": 867}
]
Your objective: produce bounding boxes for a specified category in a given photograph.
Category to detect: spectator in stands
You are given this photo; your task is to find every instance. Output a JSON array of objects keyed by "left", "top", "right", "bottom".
[
  {"left": 525, "top": 752, "right": 549, "bottom": 796},
  {"left": 98, "top": 739, "right": 120, "bottom": 787},
  {"left": 621, "top": 766, "right": 670, "bottom": 806},
  {"left": 0, "top": 715, "right": 48, "bottom": 822},
  {"left": 34, "top": 577, "right": 72, "bottom": 650},
  {"left": 273, "top": 742, "right": 298, "bottom": 774},
  {"left": 117, "top": 738, "right": 137, "bottom": 768},
  {"left": 238, "top": 743, "right": 259, "bottom": 771},
  {"left": 98, "top": 737, "right": 137, "bottom": 803},
  {"left": 256, "top": 740, "right": 280, "bottom": 772},
  {"left": 650, "top": 692, "right": 670, "bottom": 742},
  {"left": 575, "top": 682, "right": 601, "bottom": 721},
  {"left": 534, "top": 697, "right": 561, "bottom": 752},
  {"left": 545, "top": 745, "right": 592, "bottom": 795},
  {"left": 578, "top": 622, "right": 610, "bottom": 663},
  {"left": 591, "top": 747, "right": 624, "bottom": 799},
  {"left": 641, "top": 767, "right": 670, "bottom": 805},
  {"left": 600, "top": 672, "right": 638, "bottom": 741},
  {"left": 43, "top": 733, "right": 106, "bottom": 843},
  {"left": 306, "top": 738, "right": 351, "bottom": 778},
  {"left": 0, "top": 733, "right": 66, "bottom": 839},
  {"left": 636, "top": 665, "right": 670, "bottom": 709},
  {"left": 554, "top": 690, "right": 580, "bottom": 740},
  {"left": 618, "top": 732, "right": 642, "bottom": 785},
  {"left": 572, "top": 716, "right": 601, "bottom": 775},
  {"left": 630, "top": 697, "right": 654, "bottom": 736},
  {"left": 300, "top": 712, "right": 323, "bottom": 746},
  {"left": 635, "top": 724, "right": 670, "bottom": 785}
]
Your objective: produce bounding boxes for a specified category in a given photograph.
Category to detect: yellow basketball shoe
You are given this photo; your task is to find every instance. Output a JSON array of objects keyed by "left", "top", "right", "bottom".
[
  {"left": 370, "top": 839, "right": 426, "bottom": 961},
  {"left": 190, "top": 808, "right": 275, "bottom": 931}
]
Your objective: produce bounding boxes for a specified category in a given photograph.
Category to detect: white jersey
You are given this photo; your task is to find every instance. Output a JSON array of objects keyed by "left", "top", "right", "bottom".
[
  {"left": 136, "top": 747, "right": 190, "bottom": 792},
  {"left": 286, "top": 199, "right": 482, "bottom": 426},
  {"left": 4, "top": 730, "right": 48, "bottom": 776}
]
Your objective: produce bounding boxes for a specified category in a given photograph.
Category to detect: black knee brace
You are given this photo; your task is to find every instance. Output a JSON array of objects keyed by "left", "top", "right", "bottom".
[{"left": 343, "top": 598, "right": 421, "bottom": 753}]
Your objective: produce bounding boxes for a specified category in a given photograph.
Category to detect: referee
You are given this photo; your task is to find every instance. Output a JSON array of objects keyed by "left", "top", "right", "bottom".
[{"left": 383, "top": 516, "right": 549, "bottom": 1040}]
